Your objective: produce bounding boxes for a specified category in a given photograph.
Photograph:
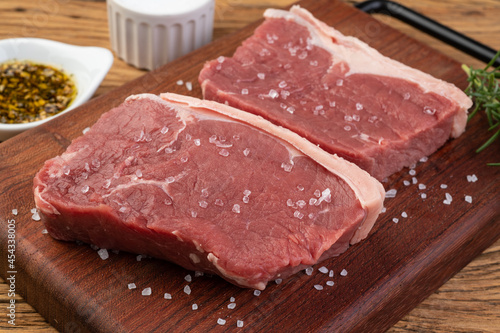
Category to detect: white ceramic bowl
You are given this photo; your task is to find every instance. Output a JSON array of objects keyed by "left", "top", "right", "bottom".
[{"left": 0, "top": 38, "right": 114, "bottom": 141}]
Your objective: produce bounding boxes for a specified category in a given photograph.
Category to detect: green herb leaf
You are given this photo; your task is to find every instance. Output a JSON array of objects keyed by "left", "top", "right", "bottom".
[{"left": 462, "top": 50, "right": 500, "bottom": 165}]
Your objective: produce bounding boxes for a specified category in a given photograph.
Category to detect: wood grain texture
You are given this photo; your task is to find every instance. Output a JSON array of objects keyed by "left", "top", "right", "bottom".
[{"left": 0, "top": 0, "right": 499, "bottom": 332}]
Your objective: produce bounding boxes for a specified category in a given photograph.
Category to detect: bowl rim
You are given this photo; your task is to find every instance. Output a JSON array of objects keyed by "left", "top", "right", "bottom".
[{"left": 0, "top": 37, "right": 114, "bottom": 132}]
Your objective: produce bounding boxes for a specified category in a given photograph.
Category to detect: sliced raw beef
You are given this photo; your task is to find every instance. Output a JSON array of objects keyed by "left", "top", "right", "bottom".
[
  {"left": 199, "top": 6, "right": 473, "bottom": 180},
  {"left": 33, "top": 93, "right": 384, "bottom": 290}
]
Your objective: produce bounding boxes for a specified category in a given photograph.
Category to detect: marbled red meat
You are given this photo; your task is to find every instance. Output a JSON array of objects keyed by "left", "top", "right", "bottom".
[
  {"left": 33, "top": 93, "right": 384, "bottom": 290},
  {"left": 199, "top": 6, "right": 472, "bottom": 180}
]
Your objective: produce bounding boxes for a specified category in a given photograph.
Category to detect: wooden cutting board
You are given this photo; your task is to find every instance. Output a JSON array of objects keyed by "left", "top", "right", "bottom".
[{"left": 0, "top": 0, "right": 498, "bottom": 332}]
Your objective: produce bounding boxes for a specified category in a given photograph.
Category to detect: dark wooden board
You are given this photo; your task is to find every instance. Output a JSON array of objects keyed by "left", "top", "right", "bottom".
[{"left": 1, "top": 0, "right": 498, "bottom": 332}]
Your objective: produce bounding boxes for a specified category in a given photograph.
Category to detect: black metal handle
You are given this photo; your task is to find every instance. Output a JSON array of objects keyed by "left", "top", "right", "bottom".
[{"left": 355, "top": 0, "right": 500, "bottom": 67}]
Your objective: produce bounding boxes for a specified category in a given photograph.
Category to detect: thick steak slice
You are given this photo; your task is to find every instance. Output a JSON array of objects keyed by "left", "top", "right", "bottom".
[
  {"left": 199, "top": 6, "right": 472, "bottom": 180},
  {"left": 33, "top": 93, "right": 384, "bottom": 290}
]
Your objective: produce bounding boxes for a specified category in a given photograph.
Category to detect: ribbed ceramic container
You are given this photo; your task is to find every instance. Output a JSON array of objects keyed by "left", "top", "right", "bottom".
[{"left": 106, "top": 0, "right": 214, "bottom": 70}]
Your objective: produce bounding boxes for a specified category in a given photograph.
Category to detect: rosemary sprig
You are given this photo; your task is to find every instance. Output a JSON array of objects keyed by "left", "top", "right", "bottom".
[{"left": 461, "top": 51, "right": 500, "bottom": 165}]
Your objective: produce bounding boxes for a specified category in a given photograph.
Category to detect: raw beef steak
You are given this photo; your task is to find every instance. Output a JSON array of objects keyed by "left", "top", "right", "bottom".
[
  {"left": 199, "top": 6, "right": 472, "bottom": 180},
  {"left": 33, "top": 93, "right": 384, "bottom": 290}
]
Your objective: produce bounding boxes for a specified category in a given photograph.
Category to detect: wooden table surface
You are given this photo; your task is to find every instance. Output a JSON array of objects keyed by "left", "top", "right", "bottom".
[{"left": 0, "top": 0, "right": 498, "bottom": 332}]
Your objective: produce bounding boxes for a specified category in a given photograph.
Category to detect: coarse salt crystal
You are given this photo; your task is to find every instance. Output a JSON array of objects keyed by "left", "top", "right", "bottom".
[
  {"left": 136, "top": 255, "right": 143, "bottom": 261},
  {"left": 232, "top": 204, "right": 241, "bottom": 214},
  {"left": 467, "top": 174, "right": 478, "bottom": 182},
  {"left": 41, "top": 229, "right": 48, "bottom": 234},
  {"left": 243, "top": 148, "right": 250, "bottom": 156},
  {"left": 83, "top": 127, "right": 91, "bottom": 134},
  {"left": 164, "top": 293, "right": 172, "bottom": 299},
  {"left": 446, "top": 193, "right": 453, "bottom": 202},
  {"left": 192, "top": 304, "right": 198, "bottom": 310},
  {"left": 412, "top": 177, "right": 418, "bottom": 184},
  {"left": 420, "top": 156, "right": 428, "bottom": 163},
  {"left": 217, "top": 318, "right": 226, "bottom": 326},
  {"left": 219, "top": 149, "right": 230, "bottom": 157},
  {"left": 176, "top": 80, "right": 183, "bottom": 85},
  {"left": 418, "top": 184, "right": 426, "bottom": 190},
  {"left": 440, "top": 184, "right": 448, "bottom": 189},
  {"left": 465, "top": 195, "right": 472, "bottom": 203},
  {"left": 241, "top": 88, "right": 249, "bottom": 95},
  {"left": 257, "top": 73, "right": 265, "bottom": 79},
  {"left": 305, "top": 267, "right": 313, "bottom": 276},
  {"left": 318, "top": 266, "right": 329, "bottom": 274},
  {"left": 185, "top": 274, "right": 192, "bottom": 282},
  {"left": 314, "top": 285, "right": 323, "bottom": 290},
  {"left": 214, "top": 199, "right": 224, "bottom": 207},
  {"left": 253, "top": 290, "right": 261, "bottom": 296},
  {"left": 340, "top": 269, "right": 348, "bottom": 276},
  {"left": 355, "top": 103, "right": 363, "bottom": 111},
  {"left": 142, "top": 287, "right": 152, "bottom": 296},
  {"left": 128, "top": 283, "right": 136, "bottom": 289},
  {"left": 403, "top": 180, "right": 411, "bottom": 186},
  {"left": 268, "top": 89, "right": 279, "bottom": 99},
  {"left": 81, "top": 185, "right": 90, "bottom": 194},
  {"left": 293, "top": 211, "right": 304, "bottom": 219},
  {"left": 230, "top": 297, "right": 235, "bottom": 302},
  {"left": 381, "top": 207, "right": 386, "bottom": 213},
  {"left": 443, "top": 200, "right": 451, "bottom": 205},
  {"left": 385, "top": 189, "right": 397, "bottom": 198},
  {"left": 184, "top": 285, "right": 191, "bottom": 295},
  {"left": 228, "top": 303, "right": 236, "bottom": 309},
  {"left": 401, "top": 212, "right": 408, "bottom": 218},
  {"left": 135, "top": 169, "right": 143, "bottom": 178},
  {"left": 97, "top": 249, "right": 109, "bottom": 260},
  {"left": 409, "top": 169, "right": 416, "bottom": 176},
  {"left": 195, "top": 271, "right": 204, "bottom": 277},
  {"left": 329, "top": 270, "right": 334, "bottom": 277},
  {"left": 275, "top": 278, "right": 282, "bottom": 285},
  {"left": 393, "top": 218, "right": 399, "bottom": 223},
  {"left": 237, "top": 320, "right": 244, "bottom": 328},
  {"left": 421, "top": 193, "right": 427, "bottom": 199},
  {"left": 31, "top": 211, "right": 41, "bottom": 221},
  {"left": 199, "top": 200, "right": 208, "bottom": 209},
  {"left": 243, "top": 189, "right": 251, "bottom": 196},
  {"left": 12, "top": 209, "right": 18, "bottom": 216},
  {"left": 326, "top": 281, "right": 334, "bottom": 286},
  {"left": 185, "top": 82, "right": 192, "bottom": 91}
]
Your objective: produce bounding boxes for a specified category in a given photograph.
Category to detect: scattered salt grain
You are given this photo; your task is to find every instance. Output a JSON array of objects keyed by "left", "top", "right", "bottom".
[
  {"left": 253, "top": 290, "right": 261, "bottom": 296},
  {"left": 465, "top": 195, "right": 472, "bottom": 203},
  {"left": 136, "top": 255, "right": 143, "bottom": 261},
  {"left": 31, "top": 208, "right": 37, "bottom": 214},
  {"left": 199, "top": 200, "right": 208, "bottom": 209},
  {"left": 176, "top": 80, "right": 184, "bottom": 85},
  {"left": 232, "top": 204, "right": 241, "bottom": 214},
  {"left": 164, "top": 293, "right": 172, "bottom": 299},
  {"left": 418, "top": 184, "right": 426, "bottom": 190},
  {"left": 97, "top": 249, "right": 109, "bottom": 260},
  {"left": 217, "top": 318, "right": 226, "bottom": 326},
  {"left": 214, "top": 199, "right": 224, "bottom": 207},
  {"left": 161, "top": 126, "right": 169, "bottom": 134},
  {"left": 31, "top": 211, "right": 41, "bottom": 221},
  {"left": 412, "top": 177, "right": 418, "bottom": 184},
  {"left": 329, "top": 270, "right": 334, "bottom": 277},
  {"left": 297, "top": 184, "right": 305, "bottom": 191},
  {"left": 185, "top": 274, "right": 192, "bottom": 282},
  {"left": 237, "top": 320, "right": 244, "bottom": 328},
  {"left": 184, "top": 285, "right": 191, "bottom": 295},
  {"left": 355, "top": 103, "right": 363, "bottom": 111},
  {"left": 194, "top": 139, "right": 201, "bottom": 146},
  {"left": 326, "top": 281, "right": 335, "bottom": 287},
  {"left": 82, "top": 127, "right": 90, "bottom": 134},
  {"left": 192, "top": 303, "right": 198, "bottom": 310},
  {"left": 318, "top": 266, "right": 329, "bottom": 274},
  {"left": 195, "top": 271, "right": 204, "bottom": 277},
  {"left": 135, "top": 169, "right": 143, "bottom": 178},
  {"left": 275, "top": 278, "right": 282, "bottom": 285},
  {"left": 421, "top": 193, "right": 427, "bottom": 199},
  {"left": 293, "top": 211, "right": 304, "bottom": 219},
  {"left": 230, "top": 297, "right": 235, "bottom": 302},
  {"left": 467, "top": 174, "right": 478, "bottom": 182},
  {"left": 90, "top": 244, "right": 99, "bottom": 251},
  {"left": 381, "top": 207, "right": 386, "bottom": 213},
  {"left": 81, "top": 185, "right": 90, "bottom": 194},
  {"left": 409, "top": 169, "right": 416, "bottom": 176},
  {"left": 314, "top": 285, "right": 323, "bottom": 290},
  {"left": 41, "top": 229, "right": 48, "bottom": 234},
  {"left": 403, "top": 180, "right": 411, "bottom": 186},
  {"left": 241, "top": 88, "right": 249, "bottom": 95},
  {"left": 142, "top": 287, "right": 152, "bottom": 296},
  {"left": 401, "top": 211, "right": 408, "bottom": 218},
  {"left": 340, "top": 269, "right": 348, "bottom": 276},
  {"left": 393, "top": 218, "right": 399, "bottom": 224},
  {"left": 419, "top": 156, "right": 429, "bottom": 163},
  {"left": 219, "top": 149, "right": 230, "bottom": 157},
  {"left": 12, "top": 209, "right": 18, "bottom": 216},
  {"left": 185, "top": 81, "right": 192, "bottom": 91},
  {"left": 243, "top": 148, "right": 250, "bottom": 156},
  {"left": 228, "top": 303, "right": 236, "bottom": 309},
  {"left": 385, "top": 189, "right": 397, "bottom": 198},
  {"left": 257, "top": 73, "right": 265, "bottom": 80},
  {"left": 305, "top": 267, "right": 313, "bottom": 276},
  {"left": 268, "top": 89, "right": 279, "bottom": 99},
  {"left": 440, "top": 184, "right": 448, "bottom": 189},
  {"left": 128, "top": 283, "right": 136, "bottom": 290}
]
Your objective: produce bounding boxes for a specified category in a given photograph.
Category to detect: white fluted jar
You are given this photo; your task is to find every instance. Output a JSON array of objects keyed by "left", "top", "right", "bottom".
[{"left": 107, "top": 0, "right": 215, "bottom": 70}]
